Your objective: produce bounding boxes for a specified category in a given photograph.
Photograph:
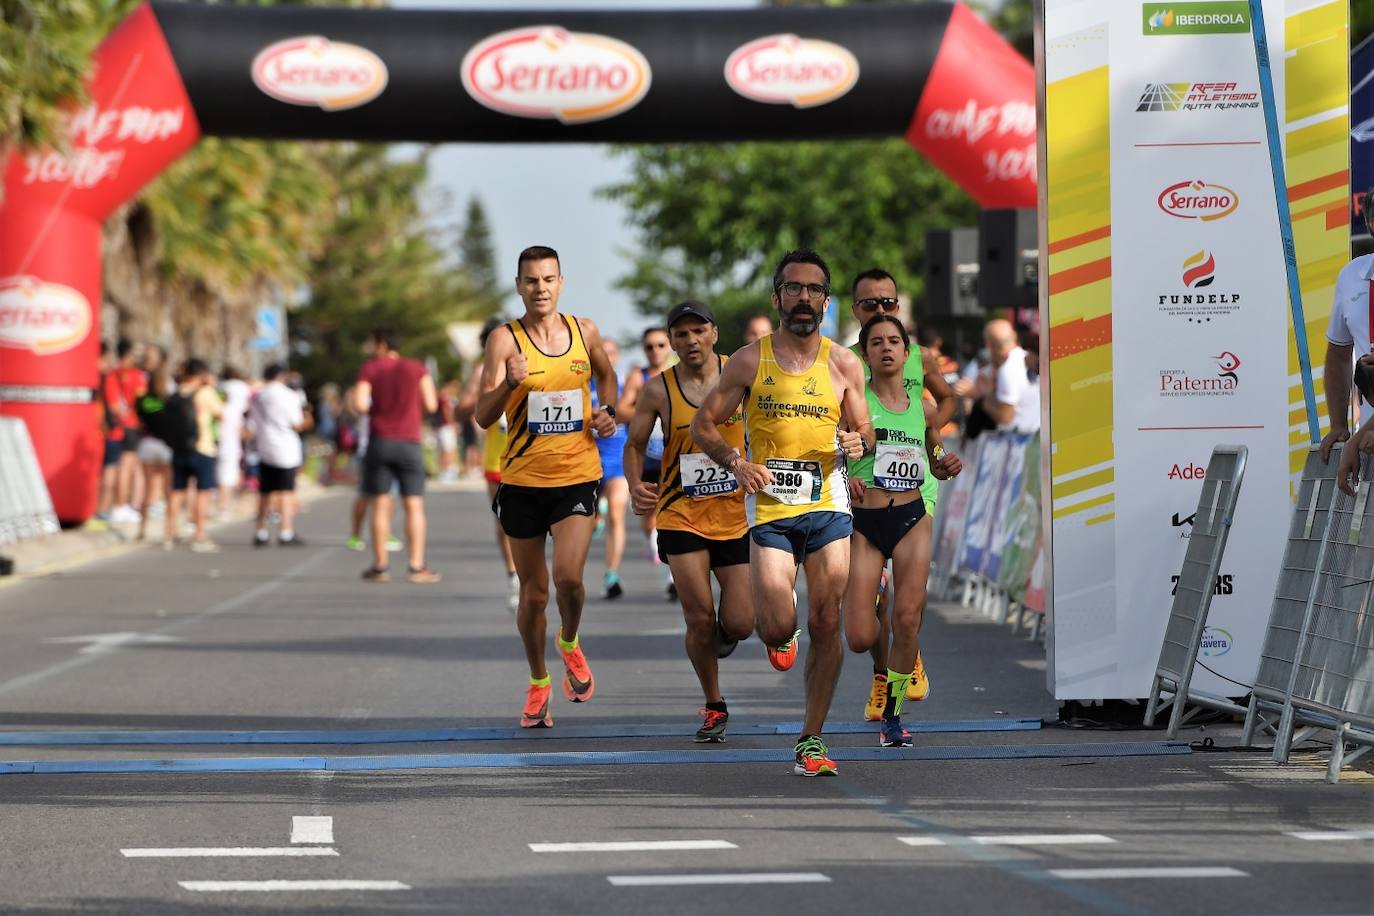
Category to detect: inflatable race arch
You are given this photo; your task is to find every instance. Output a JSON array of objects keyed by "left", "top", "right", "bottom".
[{"left": 0, "top": 1, "right": 1034, "bottom": 522}]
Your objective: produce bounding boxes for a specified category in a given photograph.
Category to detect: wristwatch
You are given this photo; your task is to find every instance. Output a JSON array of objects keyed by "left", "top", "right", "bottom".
[{"left": 602, "top": 404, "right": 617, "bottom": 421}]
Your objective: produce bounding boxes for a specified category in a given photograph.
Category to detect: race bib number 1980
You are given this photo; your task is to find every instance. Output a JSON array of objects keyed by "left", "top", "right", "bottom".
[
  {"left": 527, "top": 389, "right": 584, "bottom": 435},
  {"left": 762, "top": 458, "right": 822, "bottom": 505}
]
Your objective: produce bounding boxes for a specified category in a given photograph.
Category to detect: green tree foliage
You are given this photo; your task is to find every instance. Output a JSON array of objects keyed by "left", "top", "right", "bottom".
[
  {"left": 603, "top": 1, "right": 1034, "bottom": 350},
  {"left": 459, "top": 195, "right": 503, "bottom": 314},
  {"left": 289, "top": 145, "right": 479, "bottom": 388}
]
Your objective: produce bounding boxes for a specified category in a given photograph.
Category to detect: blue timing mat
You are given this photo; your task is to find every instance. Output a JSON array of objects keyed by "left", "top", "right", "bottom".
[
  {"left": 0, "top": 718, "right": 1041, "bottom": 746},
  {"left": 0, "top": 741, "right": 1189, "bottom": 775}
]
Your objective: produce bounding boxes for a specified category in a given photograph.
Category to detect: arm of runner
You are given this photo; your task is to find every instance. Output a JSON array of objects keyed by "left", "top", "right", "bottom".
[
  {"left": 1336, "top": 416, "right": 1374, "bottom": 495},
  {"left": 475, "top": 327, "right": 520, "bottom": 430},
  {"left": 623, "top": 381, "right": 663, "bottom": 515},
  {"left": 454, "top": 361, "right": 482, "bottom": 425},
  {"left": 922, "top": 346, "right": 957, "bottom": 430},
  {"left": 925, "top": 417, "right": 962, "bottom": 480},
  {"left": 833, "top": 345, "right": 873, "bottom": 460},
  {"left": 617, "top": 366, "right": 644, "bottom": 422},
  {"left": 1321, "top": 342, "right": 1354, "bottom": 462},
  {"left": 419, "top": 372, "right": 439, "bottom": 416},
  {"left": 692, "top": 343, "right": 771, "bottom": 494},
  {"left": 580, "top": 317, "right": 618, "bottom": 438}
]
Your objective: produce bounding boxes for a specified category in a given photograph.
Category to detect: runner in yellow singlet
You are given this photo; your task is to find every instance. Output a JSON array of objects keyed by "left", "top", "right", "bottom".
[
  {"left": 693, "top": 249, "right": 872, "bottom": 777},
  {"left": 474, "top": 246, "right": 619, "bottom": 729},
  {"left": 457, "top": 316, "right": 517, "bottom": 611},
  {"left": 625, "top": 300, "right": 754, "bottom": 743}
]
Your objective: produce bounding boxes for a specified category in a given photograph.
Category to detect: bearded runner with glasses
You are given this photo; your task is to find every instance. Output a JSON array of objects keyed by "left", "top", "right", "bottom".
[
  {"left": 846, "top": 268, "right": 958, "bottom": 722},
  {"left": 692, "top": 248, "right": 873, "bottom": 777}
]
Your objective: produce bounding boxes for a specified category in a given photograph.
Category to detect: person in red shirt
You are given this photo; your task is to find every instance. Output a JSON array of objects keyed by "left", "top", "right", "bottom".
[{"left": 351, "top": 326, "right": 440, "bottom": 583}]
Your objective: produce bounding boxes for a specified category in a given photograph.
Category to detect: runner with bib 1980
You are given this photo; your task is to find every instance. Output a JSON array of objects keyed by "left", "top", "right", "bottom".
[
  {"left": 691, "top": 248, "right": 873, "bottom": 777},
  {"left": 843, "top": 314, "right": 961, "bottom": 748}
]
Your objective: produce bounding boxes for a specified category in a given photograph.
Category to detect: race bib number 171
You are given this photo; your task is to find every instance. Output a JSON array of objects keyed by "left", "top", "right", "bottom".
[{"left": 528, "top": 389, "right": 584, "bottom": 435}]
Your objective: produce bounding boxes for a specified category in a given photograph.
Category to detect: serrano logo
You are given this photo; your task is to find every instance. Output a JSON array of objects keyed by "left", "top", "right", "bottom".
[
  {"left": 461, "top": 26, "right": 651, "bottom": 124},
  {"left": 0, "top": 277, "right": 92, "bottom": 355},
  {"left": 724, "top": 34, "right": 859, "bottom": 109},
  {"left": 1157, "top": 180, "right": 1239, "bottom": 221},
  {"left": 252, "top": 36, "right": 388, "bottom": 111}
]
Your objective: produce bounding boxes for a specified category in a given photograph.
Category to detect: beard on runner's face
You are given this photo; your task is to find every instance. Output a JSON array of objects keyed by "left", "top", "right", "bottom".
[{"left": 782, "top": 301, "right": 820, "bottom": 336}]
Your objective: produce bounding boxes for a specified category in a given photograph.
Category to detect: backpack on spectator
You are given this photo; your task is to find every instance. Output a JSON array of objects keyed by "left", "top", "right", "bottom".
[{"left": 161, "top": 391, "right": 199, "bottom": 455}]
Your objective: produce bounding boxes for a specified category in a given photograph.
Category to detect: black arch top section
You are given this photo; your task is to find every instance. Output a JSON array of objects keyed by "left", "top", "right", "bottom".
[{"left": 151, "top": 1, "right": 954, "bottom": 143}]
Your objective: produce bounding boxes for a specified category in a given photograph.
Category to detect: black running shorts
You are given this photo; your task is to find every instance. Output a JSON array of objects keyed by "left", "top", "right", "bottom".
[
  {"left": 363, "top": 437, "right": 426, "bottom": 498},
  {"left": 494, "top": 480, "right": 600, "bottom": 539},
  {"left": 852, "top": 499, "right": 927, "bottom": 561},
  {"left": 657, "top": 528, "right": 750, "bottom": 568}
]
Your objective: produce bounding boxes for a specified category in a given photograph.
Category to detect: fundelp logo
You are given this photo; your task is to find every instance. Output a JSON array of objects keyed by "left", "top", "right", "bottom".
[
  {"left": 1155, "top": 250, "right": 1241, "bottom": 325},
  {"left": 1157, "top": 180, "right": 1239, "bottom": 221},
  {"left": 1199, "top": 626, "right": 1233, "bottom": 657},
  {"left": 252, "top": 37, "right": 389, "bottom": 111},
  {"left": 0, "top": 277, "right": 92, "bottom": 355},
  {"left": 461, "top": 26, "right": 651, "bottom": 124},
  {"left": 1143, "top": 3, "right": 1250, "bottom": 35},
  {"left": 724, "top": 34, "right": 859, "bottom": 109}
]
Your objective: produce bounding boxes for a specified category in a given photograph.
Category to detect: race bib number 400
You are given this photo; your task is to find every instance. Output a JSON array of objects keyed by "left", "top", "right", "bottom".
[
  {"left": 762, "top": 458, "right": 822, "bottom": 505},
  {"left": 873, "top": 442, "right": 925, "bottom": 491},
  {"left": 528, "top": 389, "right": 584, "bottom": 435},
  {"left": 680, "top": 451, "right": 738, "bottom": 499}
]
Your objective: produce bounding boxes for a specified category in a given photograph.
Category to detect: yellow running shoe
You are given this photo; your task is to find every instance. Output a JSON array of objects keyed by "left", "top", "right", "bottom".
[
  {"left": 906, "top": 652, "right": 930, "bottom": 701},
  {"left": 864, "top": 673, "right": 887, "bottom": 722}
]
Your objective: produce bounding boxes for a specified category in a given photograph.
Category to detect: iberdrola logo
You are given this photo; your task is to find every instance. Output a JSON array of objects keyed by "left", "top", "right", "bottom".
[
  {"left": 1148, "top": 8, "right": 1175, "bottom": 30},
  {"left": 1182, "top": 250, "right": 1216, "bottom": 288}
]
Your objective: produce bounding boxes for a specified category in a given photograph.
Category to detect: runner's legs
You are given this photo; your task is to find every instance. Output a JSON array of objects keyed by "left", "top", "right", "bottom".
[
  {"left": 602, "top": 475, "right": 628, "bottom": 577},
  {"left": 550, "top": 511, "right": 596, "bottom": 647},
  {"left": 844, "top": 533, "right": 887, "bottom": 655},
  {"left": 667, "top": 549, "right": 721, "bottom": 702},
  {"left": 800, "top": 536, "right": 848, "bottom": 737},
  {"left": 509, "top": 532, "right": 552, "bottom": 679},
  {"left": 750, "top": 541, "right": 800, "bottom": 648},
  {"left": 886, "top": 515, "right": 934, "bottom": 676}
]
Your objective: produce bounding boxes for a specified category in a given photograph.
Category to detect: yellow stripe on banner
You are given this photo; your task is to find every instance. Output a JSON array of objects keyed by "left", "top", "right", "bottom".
[
  {"left": 1287, "top": 117, "right": 1348, "bottom": 160},
  {"left": 1286, "top": 2, "right": 1348, "bottom": 49},
  {"left": 1053, "top": 491, "right": 1113, "bottom": 520},
  {"left": 1085, "top": 513, "right": 1114, "bottom": 527},
  {"left": 1285, "top": 27, "right": 1348, "bottom": 123},
  {"left": 1052, "top": 467, "right": 1114, "bottom": 501},
  {"left": 1047, "top": 236, "right": 1112, "bottom": 275},
  {"left": 1047, "top": 67, "right": 1111, "bottom": 247}
]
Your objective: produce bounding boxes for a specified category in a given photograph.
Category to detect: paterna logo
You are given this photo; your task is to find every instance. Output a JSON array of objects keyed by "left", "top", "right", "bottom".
[{"left": 461, "top": 26, "right": 652, "bottom": 124}]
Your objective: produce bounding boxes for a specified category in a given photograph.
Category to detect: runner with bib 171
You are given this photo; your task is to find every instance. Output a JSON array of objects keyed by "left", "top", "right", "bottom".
[{"left": 691, "top": 248, "right": 873, "bottom": 777}]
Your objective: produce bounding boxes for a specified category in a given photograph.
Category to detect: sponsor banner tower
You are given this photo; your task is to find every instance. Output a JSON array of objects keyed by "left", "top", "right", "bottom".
[{"left": 1039, "top": 0, "right": 1350, "bottom": 699}]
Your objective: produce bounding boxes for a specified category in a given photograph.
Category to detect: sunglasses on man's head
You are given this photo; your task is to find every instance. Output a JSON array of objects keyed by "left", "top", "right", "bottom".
[{"left": 856, "top": 297, "right": 900, "bottom": 313}]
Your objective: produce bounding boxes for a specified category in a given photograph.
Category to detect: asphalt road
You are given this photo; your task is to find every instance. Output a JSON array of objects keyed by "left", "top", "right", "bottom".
[{"left": 0, "top": 487, "right": 1369, "bottom": 915}]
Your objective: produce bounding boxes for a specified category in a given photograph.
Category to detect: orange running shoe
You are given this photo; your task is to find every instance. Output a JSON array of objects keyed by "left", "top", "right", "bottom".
[
  {"left": 520, "top": 682, "right": 553, "bottom": 728},
  {"left": 864, "top": 673, "right": 888, "bottom": 722},
  {"left": 907, "top": 652, "right": 931, "bottom": 702},
  {"left": 767, "top": 628, "right": 801, "bottom": 672},
  {"left": 793, "top": 735, "right": 838, "bottom": 777},
  {"left": 559, "top": 642, "right": 596, "bottom": 703}
]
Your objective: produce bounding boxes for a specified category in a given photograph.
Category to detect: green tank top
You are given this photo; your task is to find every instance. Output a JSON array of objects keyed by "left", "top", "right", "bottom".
[
  {"left": 849, "top": 384, "right": 928, "bottom": 491},
  {"left": 849, "top": 343, "right": 938, "bottom": 511}
]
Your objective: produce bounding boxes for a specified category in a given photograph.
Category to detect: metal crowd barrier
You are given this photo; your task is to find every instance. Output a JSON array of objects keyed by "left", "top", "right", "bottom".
[
  {"left": 929, "top": 430, "right": 1044, "bottom": 640},
  {"left": 1143, "top": 445, "right": 1248, "bottom": 738},
  {"left": 0, "top": 417, "right": 60, "bottom": 546}
]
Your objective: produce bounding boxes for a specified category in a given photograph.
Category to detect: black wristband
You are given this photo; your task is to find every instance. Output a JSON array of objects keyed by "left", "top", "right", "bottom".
[{"left": 602, "top": 404, "right": 617, "bottom": 420}]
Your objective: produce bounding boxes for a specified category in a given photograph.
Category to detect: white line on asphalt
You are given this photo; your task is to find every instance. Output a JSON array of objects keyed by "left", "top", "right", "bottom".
[
  {"left": 898, "top": 834, "right": 1116, "bottom": 847},
  {"left": 1286, "top": 830, "right": 1374, "bottom": 841},
  {"left": 122, "top": 847, "right": 338, "bottom": 858},
  {"left": 179, "top": 880, "right": 409, "bottom": 892},
  {"left": 292, "top": 815, "right": 334, "bottom": 844},
  {"left": 531, "top": 840, "right": 737, "bottom": 853},
  {"left": 608, "top": 873, "right": 830, "bottom": 887},
  {"left": 1048, "top": 867, "right": 1247, "bottom": 880}
]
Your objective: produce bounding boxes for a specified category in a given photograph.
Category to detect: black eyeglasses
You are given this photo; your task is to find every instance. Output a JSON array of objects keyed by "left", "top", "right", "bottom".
[
  {"left": 775, "top": 281, "right": 829, "bottom": 299},
  {"left": 856, "top": 297, "right": 900, "bottom": 313}
]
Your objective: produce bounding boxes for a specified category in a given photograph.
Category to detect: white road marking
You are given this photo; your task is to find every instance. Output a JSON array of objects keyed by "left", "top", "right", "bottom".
[
  {"left": 292, "top": 815, "right": 334, "bottom": 844},
  {"left": 1049, "top": 867, "right": 1246, "bottom": 880},
  {"left": 608, "top": 872, "right": 830, "bottom": 887},
  {"left": 122, "top": 847, "right": 337, "bottom": 858},
  {"left": 898, "top": 834, "right": 1116, "bottom": 847},
  {"left": 531, "top": 840, "right": 736, "bottom": 853},
  {"left": 179, "top": 880, "right": 409, "bottom": 892},
  {"left": 1286, "top": 830, "right": 1374, "bottom": 841},
  {"left": 42, "top": 632, "right": 183, "bottom": 655}
]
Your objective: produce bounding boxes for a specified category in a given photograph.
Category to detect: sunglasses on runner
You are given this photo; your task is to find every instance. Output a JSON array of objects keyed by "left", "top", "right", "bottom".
[{"left": 855, "top": 297, "right": 900, "bottom": 313}]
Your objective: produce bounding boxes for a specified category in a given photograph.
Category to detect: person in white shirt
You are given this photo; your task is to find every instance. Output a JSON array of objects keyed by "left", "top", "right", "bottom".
[
  {"left": 976, "top": 318, "right": 1040, "bottom": 434},
  {"left": 1319, "top": 187, "right": 1374, "bottom": 464},
  {"left": 250, "top": 363, "right": 312, "bottom": 546},
  {"left": 217, "top": 368, "right": 252, "bottom": 517}
]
